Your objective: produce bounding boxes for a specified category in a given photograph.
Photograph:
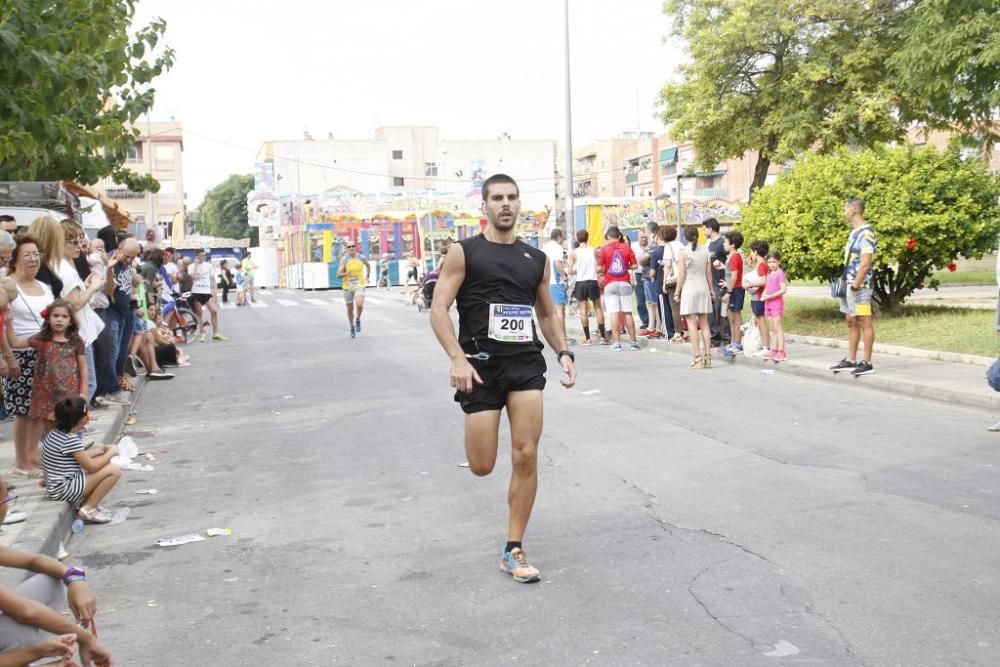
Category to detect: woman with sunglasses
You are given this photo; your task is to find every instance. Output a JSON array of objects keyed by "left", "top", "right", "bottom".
[
  {"left": 3, "top": 236, "right": 52, "bottom": 478},
  {"left": 56, "top": 222, "right": 105, "bottom": 404}
]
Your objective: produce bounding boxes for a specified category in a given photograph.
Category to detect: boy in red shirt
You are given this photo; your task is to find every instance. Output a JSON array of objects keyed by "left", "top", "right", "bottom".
[
  {"left": 720, "top": 231, "right": 745, "bottom": 357},
  {"left": 745, "top": 240, "right": 771, "bottom": 356}
]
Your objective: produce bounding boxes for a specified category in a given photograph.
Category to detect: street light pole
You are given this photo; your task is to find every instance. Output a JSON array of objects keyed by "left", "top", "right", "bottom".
[{"left": 563, "top": 0, "right": 575, "bottom": 234}]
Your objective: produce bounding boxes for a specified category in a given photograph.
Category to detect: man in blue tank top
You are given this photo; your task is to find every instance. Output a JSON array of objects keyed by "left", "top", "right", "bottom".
[{"left": 430, "top": 174, "right": 577, "bottom": 583}]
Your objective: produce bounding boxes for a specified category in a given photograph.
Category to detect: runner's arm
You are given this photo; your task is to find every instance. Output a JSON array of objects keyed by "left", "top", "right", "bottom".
[
  {"left": 534, "top": 263, "right": 576, "bottom": 388},
  {"left": 429, "top": 245, "right": 482, "bottom": 393},
  {"left": 429, "top": 245, "right": 465, "bottom": 360},
  {"left": 335, "top": 259, "right": 347, "bottom": 278}
]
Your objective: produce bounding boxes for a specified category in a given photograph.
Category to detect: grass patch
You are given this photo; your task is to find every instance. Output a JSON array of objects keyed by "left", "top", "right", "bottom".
[
  {"left": 931, "top": 269, "right": 995, "bottom": 286},
  {"left": 782, "top": 297, "right": 1000, "bottom": 357}
]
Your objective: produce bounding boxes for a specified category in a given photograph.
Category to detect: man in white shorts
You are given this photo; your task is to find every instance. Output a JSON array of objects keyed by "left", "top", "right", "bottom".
[
  {"left": 190, "top": 249, "right": 226, "bottom": 343},
  {"left": 596, "top": 226, "right": 640, "bottom": 351}
]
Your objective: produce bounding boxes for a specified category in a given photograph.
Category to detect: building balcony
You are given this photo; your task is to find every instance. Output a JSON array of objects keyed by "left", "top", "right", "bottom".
[{"left": 625, "top": 172, "right": 638, "bottom": 184}]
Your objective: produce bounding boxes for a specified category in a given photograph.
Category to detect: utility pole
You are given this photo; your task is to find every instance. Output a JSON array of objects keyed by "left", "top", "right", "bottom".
[{"left": 563, "top": 0, "right": 575, "bottom": 234}]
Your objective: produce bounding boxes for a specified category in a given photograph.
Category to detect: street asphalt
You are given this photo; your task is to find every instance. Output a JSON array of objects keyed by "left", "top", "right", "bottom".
[{"left": 69, "top": 289, "right": 1000, "bottom": 666}]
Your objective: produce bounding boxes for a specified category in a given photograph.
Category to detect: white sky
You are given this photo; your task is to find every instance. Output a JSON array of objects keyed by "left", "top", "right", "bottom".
[{"left": 132, "top": 0, "right": 683, "bottom": 208}]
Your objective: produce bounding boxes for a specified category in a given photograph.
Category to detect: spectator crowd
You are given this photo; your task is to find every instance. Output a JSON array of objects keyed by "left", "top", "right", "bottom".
[
  {"left": 548, "top": 197, "right": 878, "bottom": 376},
  {"left": 0, "top": 212, "right": 234, "bottom": 665}
]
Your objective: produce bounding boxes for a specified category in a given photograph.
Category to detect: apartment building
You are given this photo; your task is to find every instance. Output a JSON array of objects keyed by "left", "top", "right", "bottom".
[
  {"left": 256, "top": 127, "right": 557, "bottom": 211},
  {"left": 89, "top": 120, "right": 185, "bottom": 239},
  {"left": 907, "top": 126, "right": 1000, "bottom": 173}
]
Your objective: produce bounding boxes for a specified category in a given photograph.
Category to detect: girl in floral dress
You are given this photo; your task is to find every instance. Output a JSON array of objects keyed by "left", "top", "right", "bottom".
[{"left": 27, "top": 300, "right": 86, "bottom": 428}]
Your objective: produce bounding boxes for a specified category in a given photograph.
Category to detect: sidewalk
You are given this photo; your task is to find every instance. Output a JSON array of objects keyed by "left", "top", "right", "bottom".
[
  {"left": 566, "top": 324, "right": 998, "bottom": 412},
  {"left": 0, "top": 380, "right": 143, "bottom": 589},
  {"left": 335, "top": 287, "right": 998, "bottom": 412}
]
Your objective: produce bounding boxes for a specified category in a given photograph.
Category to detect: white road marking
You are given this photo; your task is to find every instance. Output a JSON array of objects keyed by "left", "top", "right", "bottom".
[
  {"left": 248, "top": 301, "right": 269, "bottom": 308},
  {"left": 363, "top": 297, "right": 382, "bottom": 305},
  {"left": 305, "top": 298, "right": 328, "bottom": 306},
  {"left": 276, "top": 299, "right": 300, "bottom": 306}
]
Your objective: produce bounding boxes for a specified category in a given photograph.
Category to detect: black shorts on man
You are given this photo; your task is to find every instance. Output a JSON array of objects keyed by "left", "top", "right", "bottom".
[
  {"left": 574, "top": 280, "right": 600, "bottom": 302},
  {"left": 454, "top": 352, "right": 547, "bottom": 413},
  {"left": 190, "top": 293, "right": 212, "bottom": 306}
]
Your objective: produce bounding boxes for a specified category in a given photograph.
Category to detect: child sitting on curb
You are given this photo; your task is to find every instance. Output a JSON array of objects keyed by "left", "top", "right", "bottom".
[{"left": 40, "top": 396, "right": 120, "bottom": 524}]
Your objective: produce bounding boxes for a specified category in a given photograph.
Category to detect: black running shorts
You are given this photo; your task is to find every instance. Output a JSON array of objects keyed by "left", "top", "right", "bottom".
[
  {"left": 574, "top": 280, "right": 600, "bottom": 302},
  {"left": 454, "top": 352, "right": 547, "bottom": 414}
]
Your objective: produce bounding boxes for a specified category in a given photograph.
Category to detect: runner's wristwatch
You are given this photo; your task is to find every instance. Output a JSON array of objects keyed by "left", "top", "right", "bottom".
[{"left": 557, "top": 350, "right": 575, "bottom": 363}]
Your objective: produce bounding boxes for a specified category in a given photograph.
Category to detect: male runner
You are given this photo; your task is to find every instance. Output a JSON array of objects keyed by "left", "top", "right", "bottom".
[
  {"left": 337, "top": 241, "right": 370, "bottom": 338},
  {"left": 430, "top": 173, "right": 577, "bottom": 584}
]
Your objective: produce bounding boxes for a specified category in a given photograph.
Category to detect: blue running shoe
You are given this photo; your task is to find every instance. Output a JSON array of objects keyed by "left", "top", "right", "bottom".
[
  {"left": 611, "top": 343, "right": 623, "bottom": 351},
  {"left": 355, "top": 318, "right": 361, "bottom": 333},
  {"left": 500, "top": 547, "right": 541, "bottom": 583},
  {"left": 629, "top": 342, "right": 641, "bottom": 351},
  {"left": 350, "top": 327, "right": 356, "bottom": 339}
]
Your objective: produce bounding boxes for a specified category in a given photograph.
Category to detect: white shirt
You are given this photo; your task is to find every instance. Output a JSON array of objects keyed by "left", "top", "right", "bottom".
[
  {"left": 542, "top": 240, "right": 566, "bottom": 286},
  {"left": 57, "top": 259, "right": 104, "bottom": 346},
  {"left": 572, "top": 245, "right": 598, "bottom": 282},
  {"left": 191, "top": 262, "right": 213, "bottom": 294},
  {"left": 12, "top": 282, "right": 52, "bottom": 338}
]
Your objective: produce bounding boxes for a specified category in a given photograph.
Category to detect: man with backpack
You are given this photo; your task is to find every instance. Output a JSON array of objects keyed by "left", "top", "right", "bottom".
[{"left": 597, "top": 226, "right": 640, "bottom": 351}]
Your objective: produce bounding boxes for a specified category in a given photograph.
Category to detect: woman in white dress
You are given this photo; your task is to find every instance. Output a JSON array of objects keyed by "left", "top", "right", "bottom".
[{"left": 675, "top": 226, "right": 714, "bottom": 368}]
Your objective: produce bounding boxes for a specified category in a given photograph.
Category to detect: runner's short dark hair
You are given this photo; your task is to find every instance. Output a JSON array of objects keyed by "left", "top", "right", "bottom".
[
  {"left": 726, "top": 231, "right": 744, "bottom": 249},
  {"left": 481, "top": 174, "right": 519, "bottom": 201},
  {"left": 605, "top": 225, "right": 622, "bottom": 240},
  {"left": 550, "top": 228, "right": 564, "bottom": 241},
  {"left": 576, "top": 229, "right": 588, "bottom": 244},
  {"left": 749, "top": 240, "right": 769, "bottom": 257},
  {"left": 846, "top": 197, "right": 865, "bottom": 214},
  {"left": 702, "top": 218, "right": 720, "bottom": 233}
]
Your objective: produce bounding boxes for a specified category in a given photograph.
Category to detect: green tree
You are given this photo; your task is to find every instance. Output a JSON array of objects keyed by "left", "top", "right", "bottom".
[
  {"left": 195, "top": 174, "right": 256, "bottom": 243},
  {"left": 659, "top": 0, "right": 904, "bottom": 199},
  {"left": 739, "top": 145, "right": 1000, "bottom": 312},
  {"left": 0, "top": 0, "right": 174, "bottom": 191},
  {"left": 890, "top": 0, "right": 1000, "bottom": 145}
]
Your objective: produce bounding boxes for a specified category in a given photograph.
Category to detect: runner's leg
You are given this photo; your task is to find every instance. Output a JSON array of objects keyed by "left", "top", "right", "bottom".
[
  {"left": 464, "top": 410, "right": 502, "bottom": 476},
  {"left": 355, "top": 293, "right": 365, "bottom": 321},
  {"left": 504, "top": 390, "right": 542, "bottom": 543}
]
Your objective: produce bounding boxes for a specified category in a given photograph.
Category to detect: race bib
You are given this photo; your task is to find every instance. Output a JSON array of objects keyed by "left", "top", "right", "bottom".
[
  {"left": 488, "top": 304, "right": 533, "bottom": 343},
  {"left": 347, "top": 277, "right": 360, "bottom": 288}
]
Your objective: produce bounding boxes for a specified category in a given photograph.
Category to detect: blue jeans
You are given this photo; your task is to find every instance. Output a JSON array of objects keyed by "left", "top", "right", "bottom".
[
  {"left": 633, "top": 272, "right": 649, "bottom": 327},
  {"left": 84, "top": 345, "right": 97, "bottom": 401},
  {"left": 103, "top": 308, "right": 134, "bottom": 395}
]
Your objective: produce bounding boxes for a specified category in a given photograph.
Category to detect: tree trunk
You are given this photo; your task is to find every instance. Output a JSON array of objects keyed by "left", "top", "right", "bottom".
[{"left": 748, "top": 134, "right": 778, "bottom": 202}]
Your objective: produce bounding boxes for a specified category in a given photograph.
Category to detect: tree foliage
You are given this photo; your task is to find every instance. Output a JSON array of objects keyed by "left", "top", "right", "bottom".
[
  {"left": 194, "top": 175, "right": 256, "bottom": 243},
  {"left": 659, "top": 0, "right": 904, "bottom": 198},
  {"left": 739, "top": 146, "right": 1000, "bottom": 312},
  {"left": 890, "top": 0, "right": 1000, "bottom": 145},
  {"left": 0, "top": 0, "right": 174, "bottom": 191}
]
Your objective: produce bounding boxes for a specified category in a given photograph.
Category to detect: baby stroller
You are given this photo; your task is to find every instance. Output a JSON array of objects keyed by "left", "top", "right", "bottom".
[{"left": 417, "top": 271, "right": 439, "bottom": 312}]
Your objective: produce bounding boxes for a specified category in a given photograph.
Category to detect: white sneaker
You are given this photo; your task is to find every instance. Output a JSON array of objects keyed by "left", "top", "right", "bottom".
[{"left": 753, "top": 348, "right": 770, "bottom": 359}]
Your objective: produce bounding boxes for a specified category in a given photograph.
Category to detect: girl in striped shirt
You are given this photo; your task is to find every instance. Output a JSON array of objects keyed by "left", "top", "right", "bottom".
[{"left": 41, "top": 396, "right": 121, "bottom": 524}]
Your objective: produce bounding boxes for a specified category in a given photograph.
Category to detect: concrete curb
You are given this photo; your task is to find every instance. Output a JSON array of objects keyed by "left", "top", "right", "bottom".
[
  {"left": 0, "top": 378, "right": 144, "bottom": 589},
  {"left": 566, "top": 324, "right": 996, "bottom": 412},
  {"left": 784, "top": 334, "right": 995, "bottom": 368}
]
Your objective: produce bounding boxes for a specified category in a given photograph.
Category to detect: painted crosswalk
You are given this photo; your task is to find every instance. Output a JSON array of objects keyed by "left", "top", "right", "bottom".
[{"left": 234, "top": 292, "right": 397, "bottom": 309}]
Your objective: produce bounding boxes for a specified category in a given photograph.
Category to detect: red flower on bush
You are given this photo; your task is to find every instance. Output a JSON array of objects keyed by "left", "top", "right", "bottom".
[
  {"left": 947, "top": 262, "right": 958, "bottom": 272},
  {"left": 906, "top": 238, "right": 917, "bottom": 250}
]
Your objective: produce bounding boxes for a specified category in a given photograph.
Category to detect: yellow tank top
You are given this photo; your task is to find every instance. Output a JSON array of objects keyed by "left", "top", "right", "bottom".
[{"left": 343, "top": 258, "right": 365, "bottom": 288}]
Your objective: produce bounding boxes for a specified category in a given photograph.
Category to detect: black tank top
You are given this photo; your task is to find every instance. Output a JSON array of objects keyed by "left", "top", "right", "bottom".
[{"left": 456, "top": 234, "right": 546, "bottom": 356}]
